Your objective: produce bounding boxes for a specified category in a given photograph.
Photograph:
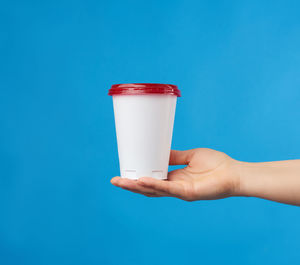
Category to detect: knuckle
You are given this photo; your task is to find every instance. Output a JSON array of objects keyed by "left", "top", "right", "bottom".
[{"left": 182, "top": 184, "right": 197, "bottom": 202}]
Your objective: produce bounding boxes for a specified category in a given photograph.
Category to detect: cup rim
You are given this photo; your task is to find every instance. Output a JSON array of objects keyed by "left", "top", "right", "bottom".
[{"left": 108, "top": 83, "right": 181, "bottom": 97}]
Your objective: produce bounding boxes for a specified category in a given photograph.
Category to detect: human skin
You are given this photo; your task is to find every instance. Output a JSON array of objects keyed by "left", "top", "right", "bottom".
[{"left": 111, "top": 149, "right": 300, "bottom": 206}]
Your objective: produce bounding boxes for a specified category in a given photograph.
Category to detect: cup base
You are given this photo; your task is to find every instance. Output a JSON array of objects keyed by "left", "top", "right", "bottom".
[{"left": 121, "top": 169, "right": 167, "bottom": 180}]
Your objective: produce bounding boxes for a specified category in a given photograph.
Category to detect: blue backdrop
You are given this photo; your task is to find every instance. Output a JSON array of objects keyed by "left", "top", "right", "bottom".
[{"left": 1, "top": 0, "right": 300, "bottom": 264}]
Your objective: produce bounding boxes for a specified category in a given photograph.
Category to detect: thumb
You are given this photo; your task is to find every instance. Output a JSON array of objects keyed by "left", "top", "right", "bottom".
[{"left": 169, "top": 149, "right": 196, "bottom": 166}]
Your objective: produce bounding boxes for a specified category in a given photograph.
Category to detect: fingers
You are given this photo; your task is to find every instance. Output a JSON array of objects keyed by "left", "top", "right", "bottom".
[
  {"left": 169, "top": 149, "right": 196, "bottom": 166},
  {"left": 111, "top": 177, "right": 167, "bottom": 197},
  {"left": 137, "top": 177, "right": 183, "bottom": 197},
  {"left": 111, "top": 176, "right": 121, "bottom": 185},
  {"left": 111, "top": 175, "right": 186, "bottom": 199}
]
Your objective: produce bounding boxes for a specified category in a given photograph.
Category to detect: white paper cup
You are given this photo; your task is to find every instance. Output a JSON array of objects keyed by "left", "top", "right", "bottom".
[{"left": 109, "top": 83, "right": 181, "bottom": 180}]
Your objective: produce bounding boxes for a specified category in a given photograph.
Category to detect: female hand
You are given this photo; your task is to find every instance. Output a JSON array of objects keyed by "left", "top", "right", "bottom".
[{"left": 111, "top": 148, "right": 240, "bottom": 201}]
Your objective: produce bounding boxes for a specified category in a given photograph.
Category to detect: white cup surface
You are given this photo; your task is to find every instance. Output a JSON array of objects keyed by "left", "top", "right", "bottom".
[{"left": 113, "top": 94, "right": 177, "bottom": 179}]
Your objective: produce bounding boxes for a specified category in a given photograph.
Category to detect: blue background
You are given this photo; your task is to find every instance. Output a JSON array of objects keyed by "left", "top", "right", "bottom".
[{"left": 1, "top": 0, "right": 300, "bottom": 264}]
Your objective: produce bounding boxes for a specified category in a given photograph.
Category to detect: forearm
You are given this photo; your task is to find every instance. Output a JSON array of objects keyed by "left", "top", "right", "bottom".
[{"left": 235, "top": 160, "right": 300, "bottom": 206}]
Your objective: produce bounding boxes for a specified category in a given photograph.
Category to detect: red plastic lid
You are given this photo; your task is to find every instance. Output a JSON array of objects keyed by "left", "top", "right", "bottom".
[{"left": 108, "top": 83, "right": 181, "bottom": 97}]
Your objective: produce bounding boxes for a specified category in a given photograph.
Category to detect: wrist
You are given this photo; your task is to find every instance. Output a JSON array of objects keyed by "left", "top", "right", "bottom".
[{"left": 231, "top": 160, "right": 253, "bottom": 197}]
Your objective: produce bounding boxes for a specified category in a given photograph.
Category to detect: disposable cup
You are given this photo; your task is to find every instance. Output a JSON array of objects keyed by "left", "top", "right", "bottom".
[{"left": 108, "top": 83, "right": 181, "bottom": 180}]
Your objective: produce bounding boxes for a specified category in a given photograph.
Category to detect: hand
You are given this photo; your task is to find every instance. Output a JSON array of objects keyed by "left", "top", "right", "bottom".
[{"left": 111, "top": 148, "right": 240, "bottom": 201}]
